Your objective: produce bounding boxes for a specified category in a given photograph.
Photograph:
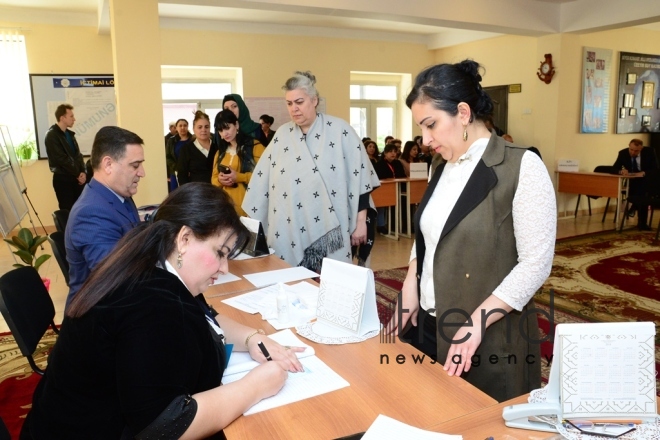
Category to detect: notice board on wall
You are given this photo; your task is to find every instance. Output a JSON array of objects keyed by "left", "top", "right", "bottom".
[{"left": 29, "top": 74, "right": 117, "bottom": 158}]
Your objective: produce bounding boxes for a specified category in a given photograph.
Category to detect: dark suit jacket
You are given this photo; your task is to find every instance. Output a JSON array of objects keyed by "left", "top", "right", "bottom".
[
  {"left": 613, "top": 147, "right": 658, "bottom": 195},
  {"left": 45, "top": 124, "right": 85, "bottom": 182},
  {"left": 65, "top": 178, "right": 139, "bottom": 306},
  {"left": 374, "top": 158, "right": 406, "bottom": 180},
  {"left": 613, "top": 147, "right": 657, "bottom": 174}
]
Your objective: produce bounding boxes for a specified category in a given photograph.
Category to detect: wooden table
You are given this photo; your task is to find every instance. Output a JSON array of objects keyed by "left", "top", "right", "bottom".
[
  {"left": 205, "top": 256, "right": 497, "bottom": 439},
  {"left": 395, "top": 177, "right": 428, "bottom": 238},
  {"left": 370, "top": 179, "right": 399, "bottom": 240},
  {"left": 555, "top": 171, "right": 629, "bottom": 227}
]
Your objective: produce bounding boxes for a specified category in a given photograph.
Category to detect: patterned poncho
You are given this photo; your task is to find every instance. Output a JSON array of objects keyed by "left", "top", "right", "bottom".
[{"left": 243, "top": 113, "right": 380, "bottom": 271}]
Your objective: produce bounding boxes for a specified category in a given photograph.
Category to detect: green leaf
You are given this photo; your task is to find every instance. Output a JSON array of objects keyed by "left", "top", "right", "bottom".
[
  {"left": 18, "top": 228, "right": 33, "bottom": 247},
  {"left": 6, "top": 236, "right": 29, "bottom": 250},
  {"left": 29, "top": 236, "right": 48, "bottom": 253},
  {"left": 34, "top": 254, "right": 51, "bottom": 272},
  {"left": 12, "top": 263, "right": 26, "bottom": 268},
  {"left": 3, "top": 238, "right": 18, "bottom": 249},
  {"left": 14, "top": 249, "right": 33, "bottom": 265}
]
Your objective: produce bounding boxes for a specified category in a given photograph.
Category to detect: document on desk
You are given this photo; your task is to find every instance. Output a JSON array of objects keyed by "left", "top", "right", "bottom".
[
  {"left": 222, "top": 329, "right": 349, "bottom": 415},
  {"left": 362, "top": 415, "right": 462, "bottom": 440},
  {"left": 243, "top": 266, "right": 317, "bottom": 288},
  {"left": 222, "top": 281, "right": 318, "bottom": 320},
  {"left": 211, "top": 272, "right": 241, "bottom": 285}
]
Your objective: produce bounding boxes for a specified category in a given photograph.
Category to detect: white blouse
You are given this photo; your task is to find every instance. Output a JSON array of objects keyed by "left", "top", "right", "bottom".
[{"left": 410, "top": 139, "right": 556, "bottom": 314}]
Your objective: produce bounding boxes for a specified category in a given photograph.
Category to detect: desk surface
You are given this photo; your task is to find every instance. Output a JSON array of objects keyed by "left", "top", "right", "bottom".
[{"left": 206, "top": 256, "right": 496, "bottom": 439}]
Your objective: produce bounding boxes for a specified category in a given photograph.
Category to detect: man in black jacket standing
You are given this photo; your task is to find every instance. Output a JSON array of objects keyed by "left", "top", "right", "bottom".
[
  {"left": 613, "top": 138, "right": 658, "bottom": 230},
  {"left": 46, "top": 104, "right": 86, "bottom": 211}
]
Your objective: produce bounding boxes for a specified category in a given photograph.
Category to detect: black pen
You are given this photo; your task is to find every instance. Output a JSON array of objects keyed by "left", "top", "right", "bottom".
[{"left": 258, "top": 341, "right": 272, "bottom": 361}]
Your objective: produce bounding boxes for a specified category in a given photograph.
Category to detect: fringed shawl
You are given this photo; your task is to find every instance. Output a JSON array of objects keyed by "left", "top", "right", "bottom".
[{"left": 243, "top": 113, "right": 380, "bottom": 271}]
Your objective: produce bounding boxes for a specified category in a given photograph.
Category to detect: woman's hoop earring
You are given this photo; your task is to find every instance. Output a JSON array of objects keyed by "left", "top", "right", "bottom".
[
  {"left": 463, "top": 125, "right": 468, "bottom": 142},
  {"left": 177, "top": 252, "right": 183, "bottom": 269}
]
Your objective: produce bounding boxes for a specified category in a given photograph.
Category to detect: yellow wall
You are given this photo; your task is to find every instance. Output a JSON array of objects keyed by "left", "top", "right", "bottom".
[
  {"left": 6, "top": 16, "right": 660, "bottom": 225},
  {"left": 3, "top": 20, "right": 433, "bottom": 227}
]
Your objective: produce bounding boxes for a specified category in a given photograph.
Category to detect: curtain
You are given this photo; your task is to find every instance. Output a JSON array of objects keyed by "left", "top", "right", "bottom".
[{"left": 0, "top": 30, "right": 34, "bottom": 145}]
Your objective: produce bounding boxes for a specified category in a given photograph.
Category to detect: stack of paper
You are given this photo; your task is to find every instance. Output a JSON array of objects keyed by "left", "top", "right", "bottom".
[{"left": 222, "top": 329, "right": 349, "bottom": 415}]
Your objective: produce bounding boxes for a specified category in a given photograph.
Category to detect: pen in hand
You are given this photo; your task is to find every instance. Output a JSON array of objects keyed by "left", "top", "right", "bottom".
[{"left": 258, "top": 341, "right": 272, "bottom": 361}]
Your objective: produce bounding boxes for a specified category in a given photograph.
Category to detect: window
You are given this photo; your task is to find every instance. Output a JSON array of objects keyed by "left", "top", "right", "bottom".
[
  {"left": 0, "top": 32, "right": 35, "bottom": 149},
  {"left": 161, "top": 82, "right": 232, "bottom": 133},
  {"left": 350, "top": 84, "right": 397, "bottom": 147}
]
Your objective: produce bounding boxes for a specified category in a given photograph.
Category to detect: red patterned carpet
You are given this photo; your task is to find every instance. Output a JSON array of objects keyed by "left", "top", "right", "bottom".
[
  {"left": 374, "top": 230, "right": 660, "bottom": 391},
  {"left": 0, "top": 329, "right": 56, "bottom": 438}
]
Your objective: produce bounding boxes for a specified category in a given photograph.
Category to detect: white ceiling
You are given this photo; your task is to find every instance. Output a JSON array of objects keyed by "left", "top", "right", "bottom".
[{"left": 0, "top": 0, "right": 658, "bottom": 49}]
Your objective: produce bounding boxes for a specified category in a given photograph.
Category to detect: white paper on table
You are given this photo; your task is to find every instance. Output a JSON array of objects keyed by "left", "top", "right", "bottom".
[
  {"left": 223, "top": 355, "right": 348, "bottom": 416},
  {"left": 223, "top": 329, "right": 315, "bottom": 377},
  {"left": 361, "top": 415, "right": 462, "bottom": 440},
  {"left": 221, "top": 283, "right": 282, "bottom": 314},
  {"left": 212, "top": 272, "right": 241, "bottom": 285},
  {"left": 243, "top": 266, "right": 317, "bottom": 288}
]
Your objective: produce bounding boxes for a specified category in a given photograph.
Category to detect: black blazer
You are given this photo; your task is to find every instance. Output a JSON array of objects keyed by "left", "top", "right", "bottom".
[
  {"left": 374, "top": 158, "right": 406, "bottom": 180},
  {"left": 612, "top": 147, "right": 657, "bottom": 174}
]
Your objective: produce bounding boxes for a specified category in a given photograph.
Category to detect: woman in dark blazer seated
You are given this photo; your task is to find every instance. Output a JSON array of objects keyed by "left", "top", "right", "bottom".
[
  {"left": 374, "top": 144, "right": 406, "bottom": 234},
  {"left": 22, "top": 183, "right": 303, "bottom": 439}
]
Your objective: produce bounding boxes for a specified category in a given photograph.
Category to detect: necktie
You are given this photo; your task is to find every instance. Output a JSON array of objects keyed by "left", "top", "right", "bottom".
[{"left": 631, "top": 157, "right": 639, "bottom": 173}]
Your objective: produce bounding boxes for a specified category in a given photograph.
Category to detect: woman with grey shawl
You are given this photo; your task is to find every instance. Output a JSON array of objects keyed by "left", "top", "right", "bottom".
[{"left": 243, "top": 71, "right": 380, "bottom": 271}]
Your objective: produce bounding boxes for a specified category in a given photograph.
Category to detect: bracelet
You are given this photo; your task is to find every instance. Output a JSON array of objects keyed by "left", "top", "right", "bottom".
[{"left": 245, "top": 329, "right": 265, "bottom": 349}]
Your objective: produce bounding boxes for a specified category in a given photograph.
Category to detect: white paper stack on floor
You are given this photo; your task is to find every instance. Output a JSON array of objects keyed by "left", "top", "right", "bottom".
[
  {"left": 362, "top": 415, "right": 462, "bottom": 440},
  {"left": 222, "top": 329, "right": 349, "bottom": 415}
]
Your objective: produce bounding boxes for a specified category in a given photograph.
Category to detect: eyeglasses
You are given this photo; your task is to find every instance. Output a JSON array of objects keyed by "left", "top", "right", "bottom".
[{"left": 564, "top": 419, "right": 636, "bottom": 438}]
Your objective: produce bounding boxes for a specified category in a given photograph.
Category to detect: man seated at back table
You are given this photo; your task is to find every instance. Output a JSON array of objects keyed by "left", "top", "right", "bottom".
[
  {"left": 613, "top": 138, "right": 658, "bottom": 231},
  {"left": 65, "top": 126, "right": 146, "bottom": 308}
]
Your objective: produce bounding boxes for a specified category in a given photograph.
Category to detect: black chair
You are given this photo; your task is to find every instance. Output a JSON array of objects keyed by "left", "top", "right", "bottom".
[
  {"left": 622, "top": 169, "right": 660, "bottom": 239},
  {"left": 48, "top": 231, "right": 69, "bottom": 286},
  {"left": 0, "top": 267, "right": 59, "bottom": 375},
  {"left": 0, "top": 417, "right": 9, "bottom": 440},
  {"left": 574, "top": 165, "right": 617, "bottom": 222},
  {"left": 52, "top": 209, "right": 69, "bottom": 234}
]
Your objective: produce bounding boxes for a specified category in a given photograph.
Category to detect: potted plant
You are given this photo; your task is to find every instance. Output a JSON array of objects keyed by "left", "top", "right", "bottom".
[
  {"left": 15, "top": 138, "right": 38, "bottom": 167},
  {"left": 4, "top": 228, "right": 52, "bottom": 290}
]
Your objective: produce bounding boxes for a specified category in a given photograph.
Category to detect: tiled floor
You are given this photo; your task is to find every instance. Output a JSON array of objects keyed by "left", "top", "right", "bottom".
[{"left": 0, "top": 214, "right": 628, "bottom": 333}]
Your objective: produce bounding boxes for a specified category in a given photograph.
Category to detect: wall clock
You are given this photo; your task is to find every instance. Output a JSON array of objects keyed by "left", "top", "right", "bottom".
[{"left": 537, "top": 54, "right": 555, "bottom": 84}]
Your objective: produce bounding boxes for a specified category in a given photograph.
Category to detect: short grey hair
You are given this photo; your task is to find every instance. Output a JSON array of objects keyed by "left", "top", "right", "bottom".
[{"left": 282, "top": 71, "right": 320, "bottom": 101}]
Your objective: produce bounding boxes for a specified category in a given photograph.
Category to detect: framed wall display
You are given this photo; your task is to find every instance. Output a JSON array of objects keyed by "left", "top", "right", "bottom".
[
  {"left": 581, "top": 47, "right": 612, "bottom": 133},
  {"left": 29, "top": 74, "right": 116, "bottom": 158},
  {"left": 616, "top": 52, "right": 660, "bottom": 133},
  {"left": 642, "top": 82, "right": 655, "bottom": 108}
]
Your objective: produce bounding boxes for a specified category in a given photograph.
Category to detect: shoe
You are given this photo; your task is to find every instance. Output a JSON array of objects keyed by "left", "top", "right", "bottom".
[
  {"left": 377, "top": 226, "right": 388, "bottom": 235},
  {"left": 638, "top": 225, "right": 652, "bottom": 231},
  {"left": 627, "top": 209, "right": 636, "bottom": 218}
]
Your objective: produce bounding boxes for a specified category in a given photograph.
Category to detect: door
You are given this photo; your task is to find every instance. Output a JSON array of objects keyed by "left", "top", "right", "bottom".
[{"left": 484, "top": 85, "right": 509, "bottom": 134}]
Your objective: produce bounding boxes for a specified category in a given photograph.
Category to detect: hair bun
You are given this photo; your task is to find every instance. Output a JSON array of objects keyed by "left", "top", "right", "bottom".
[
  {"left": 295, "top": 71, "right": 316, "bottom": 85},
  {"left": 457, "top": 60, "right": 483, "bottom": 86}
]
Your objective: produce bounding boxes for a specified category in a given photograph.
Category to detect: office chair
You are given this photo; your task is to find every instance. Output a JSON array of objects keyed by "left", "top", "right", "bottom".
[
  {"left": 574, "top": 165, "right": 617, "bottom": 222},
  {"left": 0, "top": 267, "right": 59, "bottom": 375},
  {"left": 48, "top": 231, "right": 69, "bottom": 286},
  {"left": 52, "top": 209, "right": 69, "bottom": 234}
]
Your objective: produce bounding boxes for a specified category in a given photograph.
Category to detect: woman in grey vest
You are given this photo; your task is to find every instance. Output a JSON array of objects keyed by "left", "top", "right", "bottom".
[{"left": 386, "top": 60, "right": 556, "bottom": 402}]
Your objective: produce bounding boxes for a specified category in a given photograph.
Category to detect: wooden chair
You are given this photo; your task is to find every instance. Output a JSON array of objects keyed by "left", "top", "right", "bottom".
[{"left": 0, "top": 267, "right": 59, "bottom": 375}]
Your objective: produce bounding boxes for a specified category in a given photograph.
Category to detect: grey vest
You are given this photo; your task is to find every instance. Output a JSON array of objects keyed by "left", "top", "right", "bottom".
[{"left": 414, "top": 133, "right": 541, "bottom": 402}]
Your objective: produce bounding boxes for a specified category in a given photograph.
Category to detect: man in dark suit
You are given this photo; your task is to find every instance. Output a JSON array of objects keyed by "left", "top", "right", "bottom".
[
  {"left": 65, "top": 126, "right": 146, "bottom": 307},
  {"left": 613, "top": 138, "right": 658, "bottom": 230},
  {"left": 45, "top": 104, "right": 87, "bottom": 210}
]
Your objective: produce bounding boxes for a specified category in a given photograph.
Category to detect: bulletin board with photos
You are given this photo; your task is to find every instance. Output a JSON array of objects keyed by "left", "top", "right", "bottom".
[{"left": 616, "top": 52, "right": 660, "bottom": 134}]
